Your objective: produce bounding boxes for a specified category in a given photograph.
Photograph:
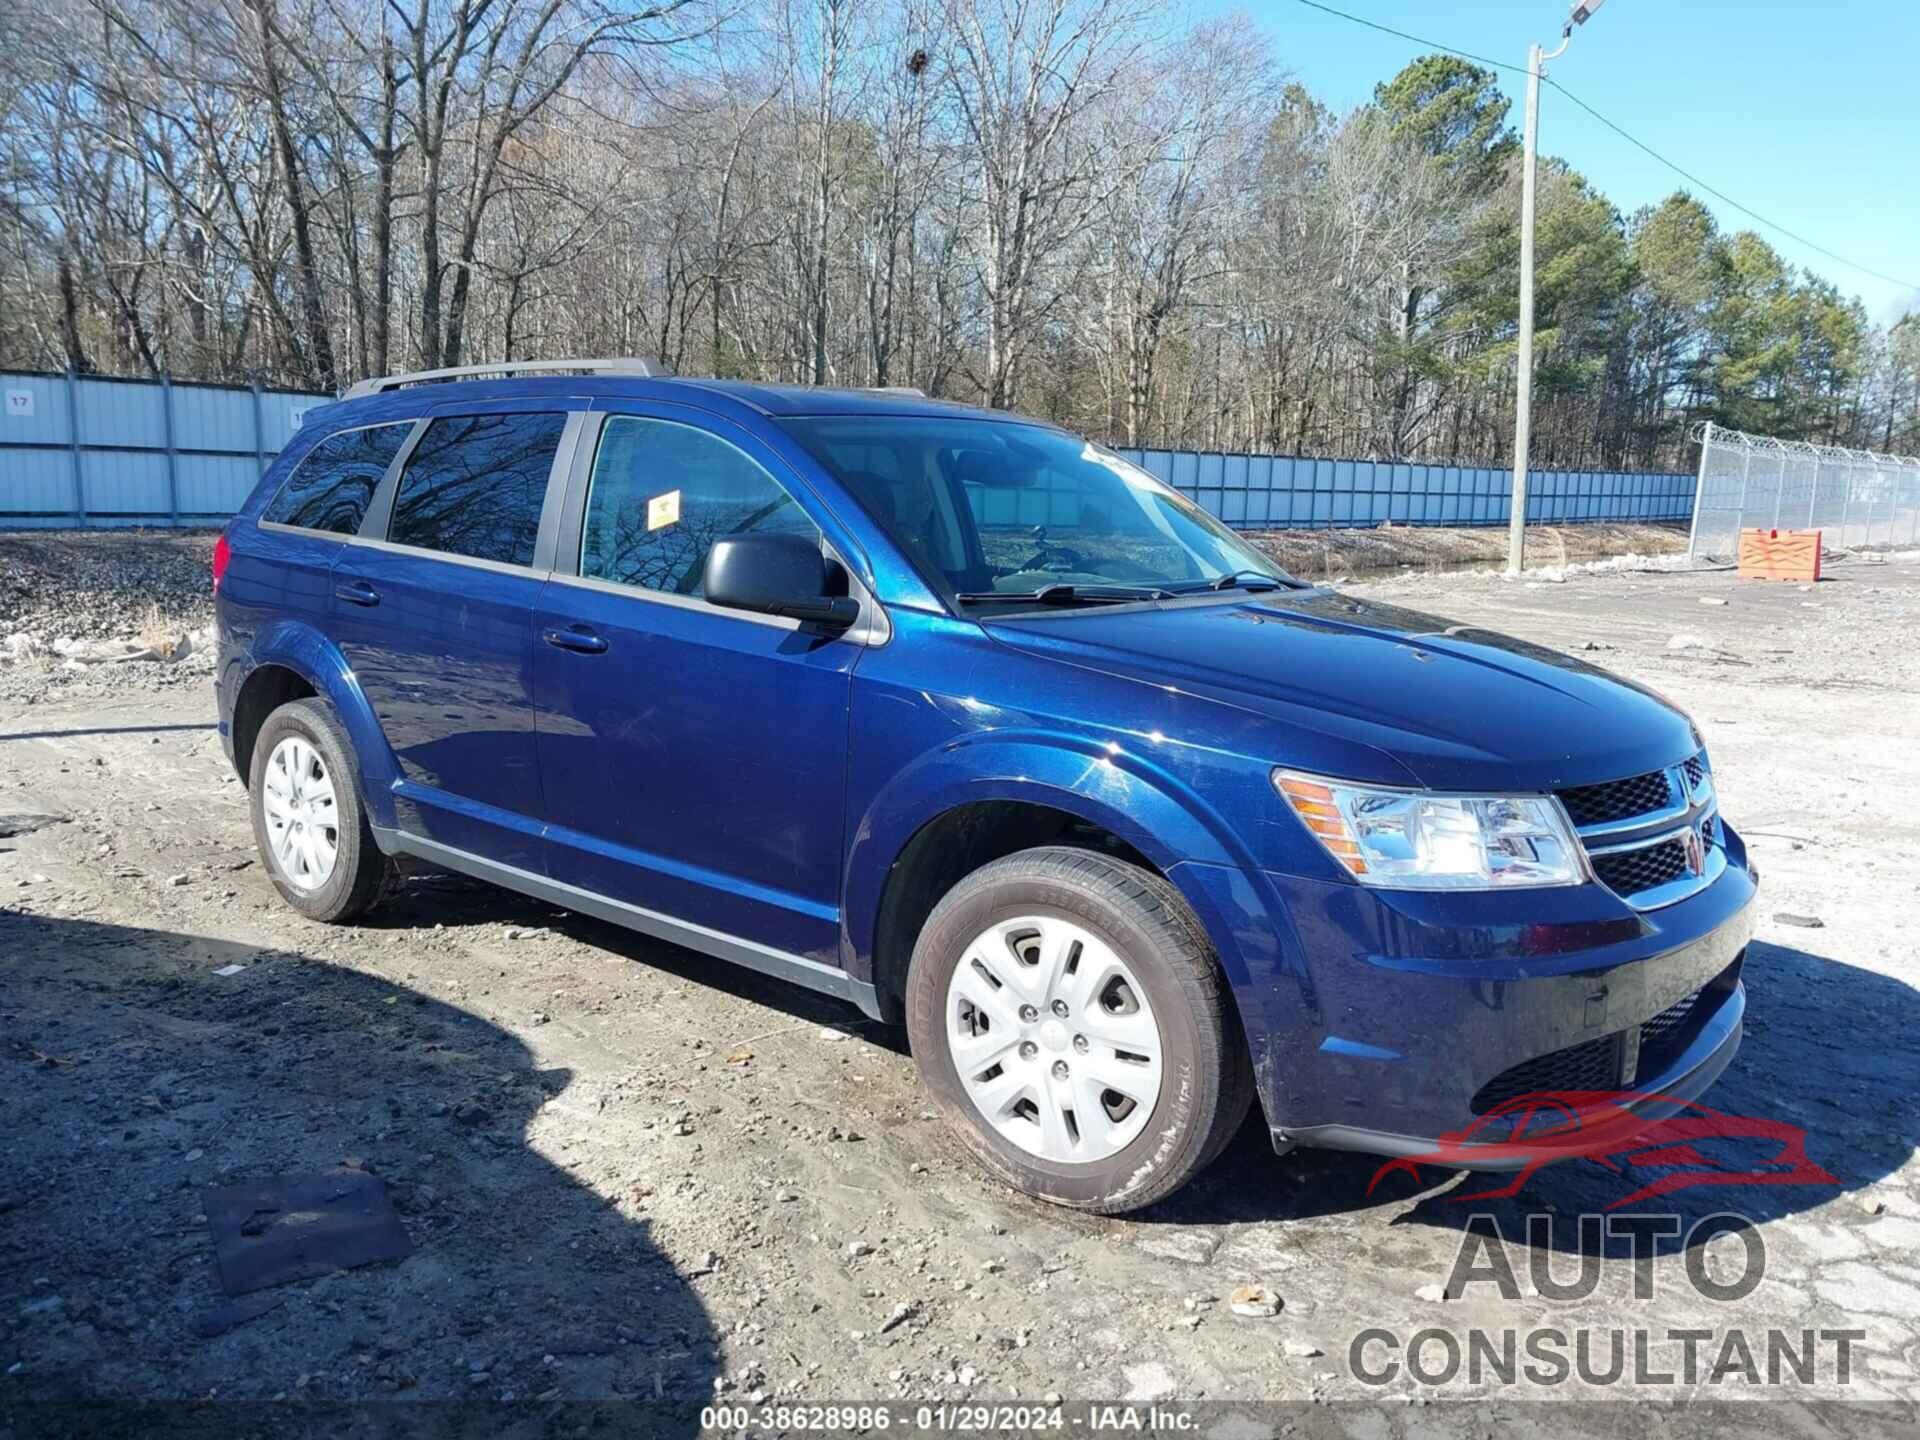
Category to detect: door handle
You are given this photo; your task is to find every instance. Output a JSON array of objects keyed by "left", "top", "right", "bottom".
[
  {"left": 334, "top": 580, "right": 380, "bottom": 606},
  {"left": 542, "top": 625, "right": 609, "bottom": 655}
]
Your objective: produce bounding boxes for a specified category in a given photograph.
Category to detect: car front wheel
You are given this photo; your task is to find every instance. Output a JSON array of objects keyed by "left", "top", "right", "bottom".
[{"left": 906, "top": 846, "right": 1252, "bottom": 1214}]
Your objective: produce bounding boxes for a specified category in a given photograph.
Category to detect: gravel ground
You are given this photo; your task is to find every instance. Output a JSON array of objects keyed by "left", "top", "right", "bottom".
[
  {"left": 2, "top": 532, "right": 1918, "bottom": 1424},
  {"left": 0, "top": 531, "right": 217, "bottom": 706}
]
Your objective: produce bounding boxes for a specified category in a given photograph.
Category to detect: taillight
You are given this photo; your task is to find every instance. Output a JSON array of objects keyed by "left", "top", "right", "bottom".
[{"left": 212, "top": 531, "right": 232, "bottom": 594}]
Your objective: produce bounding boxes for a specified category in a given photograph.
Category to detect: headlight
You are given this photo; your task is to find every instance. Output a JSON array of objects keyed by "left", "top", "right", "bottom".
[{"left": 1273, "top": 770, "right": 1586, "bottom": 890}]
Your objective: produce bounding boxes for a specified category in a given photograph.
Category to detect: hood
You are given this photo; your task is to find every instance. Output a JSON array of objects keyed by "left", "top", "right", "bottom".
[{"left": 984, "top": 589, "right": 1698, "bottom": 793}]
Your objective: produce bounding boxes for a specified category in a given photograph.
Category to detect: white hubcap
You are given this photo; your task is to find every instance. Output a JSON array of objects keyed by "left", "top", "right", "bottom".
[
  {"left": 945, "top": 914, "right": 1164, "bottom": 1163},
  {"left": 261, "top": 735, "right": 340, "bottom": 891}
]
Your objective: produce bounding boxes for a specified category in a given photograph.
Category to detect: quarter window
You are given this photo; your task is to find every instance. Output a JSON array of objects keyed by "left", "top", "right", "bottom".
[
  {"left": 388, "top": 413, "right": 567, "bottom": 567},
  {"left": 580, "top": 416, "right": 819, "bottom": 596},
  {"left": 262, "top": 422, "right": 411, "bottom": 534}
]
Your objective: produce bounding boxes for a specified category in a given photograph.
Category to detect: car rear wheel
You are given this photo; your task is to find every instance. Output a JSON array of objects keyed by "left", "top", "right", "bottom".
[
  {"left": 906, "top": 846, "right": 1252, "bottom": 1214},
  {"left": 249, "top": 698, "right": 387, "bottom": 923}
]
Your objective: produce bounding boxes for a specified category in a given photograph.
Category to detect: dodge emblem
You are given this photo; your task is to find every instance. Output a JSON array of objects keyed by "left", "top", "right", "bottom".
[{"left": 1681, "top": 824, "right": 1707, "bottom": 877}]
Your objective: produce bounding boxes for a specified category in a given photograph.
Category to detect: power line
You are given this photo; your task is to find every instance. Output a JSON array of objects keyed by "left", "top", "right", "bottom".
[
  {"left": 1288, "top": 0, "right": 1524, "bottom": 77},
  {"left": 1544, "top": 78, "right": 1920, "bottom": 294},
  {"left": 1290, "top": 0, "right": 1920, "bottom": 296}
]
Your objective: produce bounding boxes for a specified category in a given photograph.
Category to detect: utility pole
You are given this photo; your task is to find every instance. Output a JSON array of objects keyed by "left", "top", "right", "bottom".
[{"left": 1508, "top": 0, "right": 1608, "bottom": 576}]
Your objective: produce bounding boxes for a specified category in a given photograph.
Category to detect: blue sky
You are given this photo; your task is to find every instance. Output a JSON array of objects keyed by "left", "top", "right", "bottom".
[{"left": 1215, "top": 0, "right": 1920, "bottom": 324}]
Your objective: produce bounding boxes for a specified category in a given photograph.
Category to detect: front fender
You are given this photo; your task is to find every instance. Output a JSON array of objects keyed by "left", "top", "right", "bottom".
[
  {"left": 243, "top": 619, "right": 399, "bottom": 830},
  {"left": 842, "top": 730, "right": 1273, "bottom": 991}
]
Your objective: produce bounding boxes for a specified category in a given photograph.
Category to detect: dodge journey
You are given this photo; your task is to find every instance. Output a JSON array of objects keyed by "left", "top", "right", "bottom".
[{"left": 214, "top": 359, "right": 1754, "bottom": 1212}]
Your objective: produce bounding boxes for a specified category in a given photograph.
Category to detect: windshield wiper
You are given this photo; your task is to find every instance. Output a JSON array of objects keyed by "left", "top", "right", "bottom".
[
  {"left": 956, "top": 583, "right": 1174, "bottom": 606},
  {"left": 1168, "top": 568, "right": 1297, "bottom": 594},
  {"left": 1212, "top": 568, "right": 1291, "bottom": 590}
]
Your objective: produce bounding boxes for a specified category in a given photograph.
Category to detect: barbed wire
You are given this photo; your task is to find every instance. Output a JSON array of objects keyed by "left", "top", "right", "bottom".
[{"left": 1689, "top": 421, "right": 1920, "bottom": 471}]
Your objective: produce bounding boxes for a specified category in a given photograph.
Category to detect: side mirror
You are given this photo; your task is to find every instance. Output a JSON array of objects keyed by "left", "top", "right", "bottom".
[{"left": 702, "top": 532, "right": 860, "bottom": 631}]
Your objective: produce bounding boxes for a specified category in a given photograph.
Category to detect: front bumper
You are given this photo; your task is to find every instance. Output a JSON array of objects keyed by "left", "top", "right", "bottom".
[
  {"left": 1172, "top": 821, "right": 1758, "bottom": 1160},
  {"left": 1280, "top": 976, "right": 1744, "bottom": 1170}
]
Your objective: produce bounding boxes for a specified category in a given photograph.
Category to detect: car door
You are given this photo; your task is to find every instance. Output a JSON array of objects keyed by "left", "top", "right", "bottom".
[
  {"left": 240, "top": 416, "right": 420, "bottom": 658},
  {"left": 330, "top": 403, "right": 583, "bottom": 868},
  {"left": 532, "top": 407, "right": 864, "bottom": 966}
]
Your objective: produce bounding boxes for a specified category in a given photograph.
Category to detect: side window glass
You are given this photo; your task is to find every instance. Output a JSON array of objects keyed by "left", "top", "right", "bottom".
[
  {"left": 580, "top": 416, "right": 819, "bottom": 597},
  {"left": 388, "top": 412, "right": 567, "bottom": 566},
  {"left": 261, "top": 422, "right": 411, "bottom": 534}
]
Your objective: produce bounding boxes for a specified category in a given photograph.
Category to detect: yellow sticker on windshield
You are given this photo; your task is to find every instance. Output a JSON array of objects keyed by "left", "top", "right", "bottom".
[{"left": 647, "top": 490, "right": 681, "bottom": 531}]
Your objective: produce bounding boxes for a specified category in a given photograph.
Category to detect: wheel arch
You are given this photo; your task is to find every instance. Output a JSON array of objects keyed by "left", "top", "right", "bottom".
[
  {"left": 846, "top": 738, "right": 1262, "bottom": 1023},
  {"left": 232, "top": 621, "right": 398, "bottom": 829},
  {"left": 231, "top": 665, "right": 315, "bottom": 784}
]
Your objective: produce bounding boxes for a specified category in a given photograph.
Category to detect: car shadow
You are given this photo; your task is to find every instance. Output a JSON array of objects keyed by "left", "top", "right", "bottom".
[
  {"left": 338, "top": 869, "right": 1916, "bottom": 1251},
  {"left": 366, "top": 867, "right": 909, "bottom": 1053},
  {"left": 0, "top": 910, "right": 719, "bottom": 1417},
  {"left": 1137, "top": 940, "right": 1919, "bottom": 1253},
  {"left": 0, "top": 722, "right": 218, "bottom": 743}
]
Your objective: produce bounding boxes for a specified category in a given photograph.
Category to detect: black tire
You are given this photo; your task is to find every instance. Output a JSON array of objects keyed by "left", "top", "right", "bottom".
[
  {"left": 905, "top": 846, "right": 1254, "bottom": 1214},
  {"left": 248, "top": 697, "right": 387, "bottom": 924}
]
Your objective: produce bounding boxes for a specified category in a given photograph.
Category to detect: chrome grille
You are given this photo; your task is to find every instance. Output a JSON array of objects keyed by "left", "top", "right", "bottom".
[
  {"left": 1561, "top": 751, "right": 1721, "bottom": 911},
  {"left": 1559, "top": 768, "right": 1674, "bottom": 827},
  {"left": 1591, "top": 838, "right": 1690, "bottom": 897}
]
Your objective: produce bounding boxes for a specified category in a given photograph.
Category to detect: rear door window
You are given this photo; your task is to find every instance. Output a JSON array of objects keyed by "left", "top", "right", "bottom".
[
  {"left": 579, "top": 416, "right": 818, "bottom": 597},
  {"left": 388, "top": 413, "right": 568, "bottom": 567},
  {"left": 262, "top": 422, "right": 412, "bottom": 534}
]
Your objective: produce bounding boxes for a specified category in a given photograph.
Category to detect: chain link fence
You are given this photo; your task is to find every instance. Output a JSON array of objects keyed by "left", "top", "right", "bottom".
[{"left": 1687, "top": 421, "right": 1920, "bottom": 559}]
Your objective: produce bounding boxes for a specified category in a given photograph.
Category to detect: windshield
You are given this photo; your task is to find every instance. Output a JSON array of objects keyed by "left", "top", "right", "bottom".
[{"left": 781, "top": 416, "right": 1293, "bottom": 605}]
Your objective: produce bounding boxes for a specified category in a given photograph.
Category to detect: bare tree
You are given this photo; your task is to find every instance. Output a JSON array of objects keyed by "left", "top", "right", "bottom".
[
  {"left": 1322, "top": 106, "right": 1473, "bottom": 458},
  {"left": 394, "top": 0, "right": 696, "bottom": 368},
  {"left": 1086, "top": 14, "right": 1272, "bottom": 444},
  {"left": 1, "top": 0, "right": 1898, "bottom": 467},
  {"left": 941, "top": 0, "right": 1153, "bottom": 409}
]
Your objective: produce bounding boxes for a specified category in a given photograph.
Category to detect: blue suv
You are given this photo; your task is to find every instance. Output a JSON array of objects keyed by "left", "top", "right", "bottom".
[{"left": 214, "top": 359, "right": 1754, "bottom": 1213}]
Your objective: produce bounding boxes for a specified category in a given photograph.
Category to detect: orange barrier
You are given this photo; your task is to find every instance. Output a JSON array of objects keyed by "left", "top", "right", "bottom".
[{"left": 1736, "top": 528, "right": 1821, "bottom": 583}]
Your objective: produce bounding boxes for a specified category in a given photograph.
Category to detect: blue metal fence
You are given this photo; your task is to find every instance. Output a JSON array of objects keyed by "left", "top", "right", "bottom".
[
  {"left": 0, "top": 371, "right": 1695, "bottom": 531},
  {"left": 0, "top": 369, "right": 325, "bottom": 528},
  {"left": 1114, "top": 448, "right": 1696, "bottom": 530}
]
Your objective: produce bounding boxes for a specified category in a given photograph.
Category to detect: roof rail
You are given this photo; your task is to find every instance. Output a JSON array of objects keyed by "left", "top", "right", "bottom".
[{"left": 341, "top": 357, "right": 669, "bottom": 400}]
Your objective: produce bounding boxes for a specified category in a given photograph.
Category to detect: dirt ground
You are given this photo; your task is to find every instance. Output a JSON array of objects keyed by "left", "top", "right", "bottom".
[
  {"left": 1248, "top": 519, "right": 1689, "bottom": 581},
  {"left": 3, "top": 543, "right": 1918, "bottom": 1423}
]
